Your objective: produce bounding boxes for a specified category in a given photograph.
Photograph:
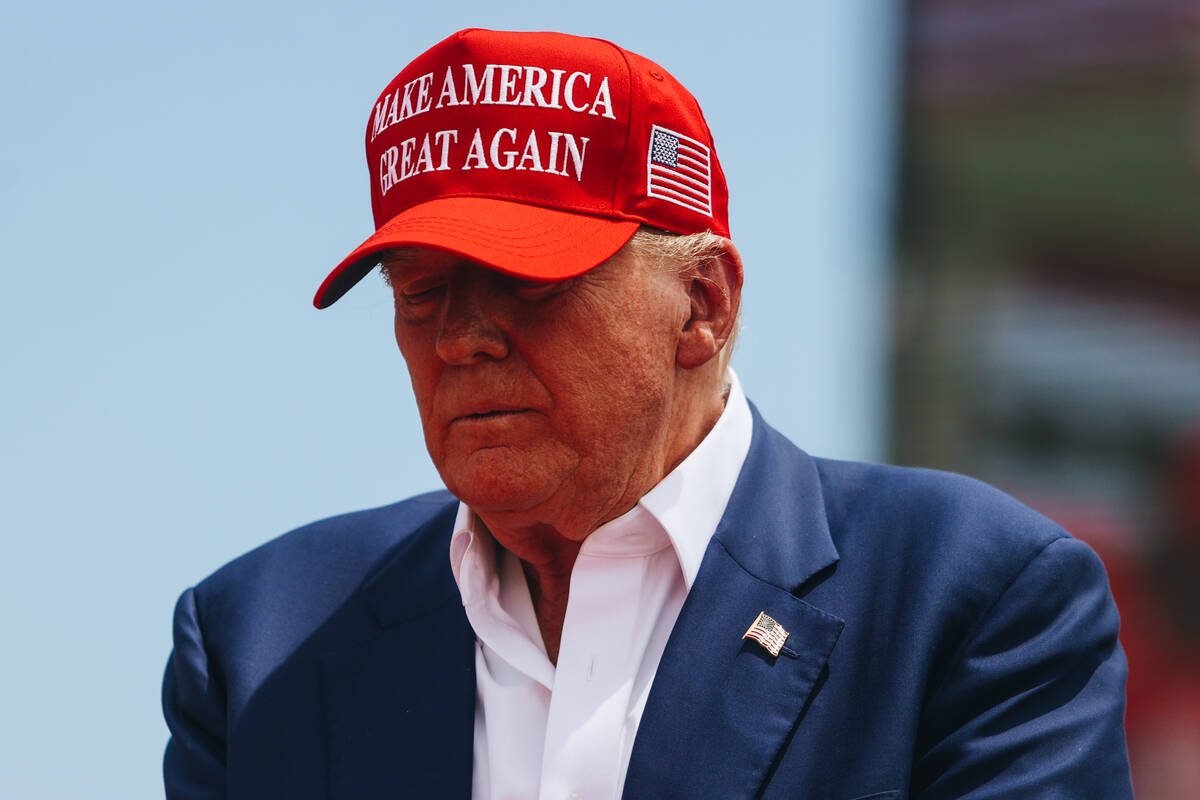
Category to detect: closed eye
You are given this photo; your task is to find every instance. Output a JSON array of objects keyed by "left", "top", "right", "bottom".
[
  {"left": 403, "top": 287, "right": 442, "bottom": 301},
  {"left": 399, "top": 282, "right": 445, "bottom": 303},
  {"left": 393, "top": 281, "right": 445, "bottom": 320},
  {"left": 506, "top": 276, "right": 569, "bottom": 301}
]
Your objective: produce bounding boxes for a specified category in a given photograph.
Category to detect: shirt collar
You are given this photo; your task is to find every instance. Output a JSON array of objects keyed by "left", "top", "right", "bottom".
[{"left": 638, "top": 369, "right": 753, "bottom": 589}]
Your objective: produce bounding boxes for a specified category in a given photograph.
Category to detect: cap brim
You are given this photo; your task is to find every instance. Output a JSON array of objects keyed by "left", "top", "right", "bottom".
[{"left": 313, "top": 197, "right": 641, "bottom": 309}]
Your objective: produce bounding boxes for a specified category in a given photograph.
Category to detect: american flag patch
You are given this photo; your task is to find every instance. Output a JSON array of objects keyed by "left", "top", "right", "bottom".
[
  {"left": 743, "top": 611, "right": 789, "bottom": 657},
  {"left": 647, "top": 125, "right": 712, "bottom": 216}
]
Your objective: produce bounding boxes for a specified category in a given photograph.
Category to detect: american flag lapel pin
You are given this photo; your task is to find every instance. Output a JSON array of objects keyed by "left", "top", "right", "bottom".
[{"left": 743, "top": 611, "right": 789, "bottom": 657}]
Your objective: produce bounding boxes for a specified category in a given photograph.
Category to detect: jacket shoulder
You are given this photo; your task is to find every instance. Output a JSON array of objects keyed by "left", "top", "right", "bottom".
[
  {"left": 792, "top": 458, "right": 1130, "bottom": 796},
  {"left": 803, "top": 455, "right": 1103, "bottom": 654},
  {"left": 812, "top": 456, "right": 1070, "bottom": 568},
  {"left": 186, "top": 490, "right": 457, "bottom": 656},
  {"left": 197, "top": 489, "right": 456, "bottom": 595},
  {"left": 170, "top": 490, "right": 458, "bottom": 705}
]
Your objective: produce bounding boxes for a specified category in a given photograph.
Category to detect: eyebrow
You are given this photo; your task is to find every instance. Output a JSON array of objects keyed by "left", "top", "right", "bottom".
[
  {"left": 375, "top": 248, "right": 444, "bottom": 288},
  {"left": 374, "top": 248, "right": 422, "bottom": 269}
]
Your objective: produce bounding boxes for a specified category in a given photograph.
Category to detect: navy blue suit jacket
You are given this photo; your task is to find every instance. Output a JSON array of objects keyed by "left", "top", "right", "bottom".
[{"left": 163, "top": 410, "right": 1133, "bottom": 798}]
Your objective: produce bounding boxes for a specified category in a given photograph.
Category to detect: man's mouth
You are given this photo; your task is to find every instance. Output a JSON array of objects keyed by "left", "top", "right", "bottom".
[{"left": 455, "top": 409, "right": 529, "bottom": 423}]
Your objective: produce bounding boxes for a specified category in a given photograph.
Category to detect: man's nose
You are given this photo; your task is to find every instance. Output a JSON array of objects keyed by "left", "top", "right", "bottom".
[{"left": 434, "top": 278, "right": 510, "bottom": 365}]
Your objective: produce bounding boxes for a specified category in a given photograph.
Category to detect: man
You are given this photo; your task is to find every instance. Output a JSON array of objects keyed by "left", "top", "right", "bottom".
[{"left": 163, "top": 29, "right": 1133, "bottom": 799}]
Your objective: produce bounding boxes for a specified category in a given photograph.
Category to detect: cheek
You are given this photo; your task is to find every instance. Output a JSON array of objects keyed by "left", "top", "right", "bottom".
[
  {"left": 539, "top": 329, "right": 677, "bottom": 439},
  {"left": 592, "top": 306, "right": 681, "bottom": 380},
  {"left": 394, "top": 333, "right": 440, "bottom": 428},
  {"left": 408, "top": 368, "right": 449, "bottom": 470}
]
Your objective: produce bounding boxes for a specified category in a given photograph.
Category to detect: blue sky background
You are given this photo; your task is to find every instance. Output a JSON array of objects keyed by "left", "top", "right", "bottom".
[{"left": 1, "top": 2, "right": 899, "bottom": 796}]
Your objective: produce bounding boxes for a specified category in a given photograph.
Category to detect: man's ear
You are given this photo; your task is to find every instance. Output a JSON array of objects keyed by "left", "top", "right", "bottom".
[{"left": 676, "top": 240, "right": 744, "bottom": 370}]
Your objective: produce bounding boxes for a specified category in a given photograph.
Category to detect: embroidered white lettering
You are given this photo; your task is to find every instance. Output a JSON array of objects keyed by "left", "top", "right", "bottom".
[
  {"left": 412, "top": 133, "right": 435, "bottom": 176},
  {"left": 489, "top": 128, "right": 519, "bottom": 170},
  {"left": 462, "top": 64, "right": 496, "bottom": 105},
  {"left": 495, "top": 65, "right": 522, "bottom": 105},
  {"left": 516, "top": 130, "right": 544, "bottom": 172},
  {"left": 435, "top": 66, "right": 459, "bottom": 108},
  {"left": 414, "top": 72, "right": 434, "bottom": 115},
  {"left": 462, "top": 128, "right": 488, "bottom": 170},
  {"left": 433, "top": 129, "right": 458, "bottom": 170},
  {"left": 564, "top": 72, "right": 591, "bottom": 112},
  {"left": 545, "top": 130, "right": 563, "bottom": 176},
  {"left": 384, "top": 87, "right": 402, "bottom": 128},
  {"left": 379, "top": 145, "right": 400, "bottom": 194},
  {"left": 399, "top": 136, "right": 418, "bottom": 181},
  {"left": 588, "top": 77, "right": 615, "bottom": 119},
  {"left": 370, "top": 93, "right": 392, "bottom": 142},
  {"left": 559, "top": 132, "right": 589, "bottom": 181},
  {"left": 375, "top": 63, "right": 617, "bottom": 143},
  {"left": 399, "top": 79, "right": 419, "bottom": 121},
  {"left": 521, "top": 67, "right": 548, "bottom": 107},
  {"left": 547, "top": 69, "right": 566, "bottom": 109}
]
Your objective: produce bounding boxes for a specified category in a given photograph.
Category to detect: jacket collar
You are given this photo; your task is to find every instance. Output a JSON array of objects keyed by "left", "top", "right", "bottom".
[
  {"left": 715, "top": 401, "right": 840, "bottom": 590},
  {"left": 623, "top": 405, "right": 845, "bottom": 799},
  {"left": 322, "top": 499, "right": 477, "bottom": 799},
  {"left": 319, "top": 406, "right": 844, "bottom": 800}
]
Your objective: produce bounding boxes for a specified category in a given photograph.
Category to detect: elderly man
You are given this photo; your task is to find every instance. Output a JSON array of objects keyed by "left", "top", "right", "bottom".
[{"left": 162, "top": 29, "right": 1133, "bottom": 799}]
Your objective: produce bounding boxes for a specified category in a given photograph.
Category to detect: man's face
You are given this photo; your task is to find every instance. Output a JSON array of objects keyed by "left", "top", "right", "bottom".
[{"left": 387, "top": 241, "right": 691, "bottom": 535}]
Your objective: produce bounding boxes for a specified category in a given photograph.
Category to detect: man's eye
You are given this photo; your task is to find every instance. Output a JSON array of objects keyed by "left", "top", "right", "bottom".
[
  {"left": 401, "top": 285, "right": 444, "bottom": 303},
  {"left": 510, "top": 278, "right": 565, "bottom": 300}
]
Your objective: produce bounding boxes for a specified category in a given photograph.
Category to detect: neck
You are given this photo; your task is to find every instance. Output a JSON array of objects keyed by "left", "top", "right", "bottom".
[
  {"left": 521, "top": 554, "right": 574, "bottom": 663},
  {"left": 478, "top": 369, "right": 729, "bottom": 663}
]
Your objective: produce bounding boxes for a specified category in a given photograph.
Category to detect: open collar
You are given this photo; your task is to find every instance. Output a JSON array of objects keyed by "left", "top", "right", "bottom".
[{"left": 624, "top": 404, "right": 845, "bottom": 799}]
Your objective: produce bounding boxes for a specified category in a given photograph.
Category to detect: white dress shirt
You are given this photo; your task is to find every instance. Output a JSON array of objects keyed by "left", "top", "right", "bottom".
[{"left": 449, "top": 372, "right": 753, "bottom": 800}]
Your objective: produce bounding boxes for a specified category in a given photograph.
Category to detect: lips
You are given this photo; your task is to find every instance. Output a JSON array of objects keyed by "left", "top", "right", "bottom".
[
  {"left": 439, "top": 386, "right": 542, "bottom": 427},
  {"left": 456, "top": 409, "right": 528, "bottom": 421},
  {"left": 449, "top": 405, "right": 534, "bottom": 425}
]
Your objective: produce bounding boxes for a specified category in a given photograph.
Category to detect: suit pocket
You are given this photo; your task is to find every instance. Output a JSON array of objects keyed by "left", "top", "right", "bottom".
[{"left": 847, "top": 792, "right": 901, "bottom": 800}]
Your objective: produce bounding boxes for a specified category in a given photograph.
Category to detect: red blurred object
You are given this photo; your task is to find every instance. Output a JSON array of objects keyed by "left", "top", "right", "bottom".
[{"left": 1049, "top": 426, "right": 1200, "bottom": 799}]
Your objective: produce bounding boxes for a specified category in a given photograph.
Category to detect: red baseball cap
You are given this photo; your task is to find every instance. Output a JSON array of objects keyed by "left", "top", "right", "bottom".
[{"left": 313, "top": 28, "right": 730, "bottom": 308}]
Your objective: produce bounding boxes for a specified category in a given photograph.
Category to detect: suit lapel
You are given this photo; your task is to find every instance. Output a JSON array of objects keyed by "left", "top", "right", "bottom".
[
  {"left": 315, "top": 409, "right": 841, "bottom": 799},
  {"left": 320, "top": 502, "right": 477, "bottom": 800},
  {"left": 624, "top": 408, "right": 846, "bottom": 800}
]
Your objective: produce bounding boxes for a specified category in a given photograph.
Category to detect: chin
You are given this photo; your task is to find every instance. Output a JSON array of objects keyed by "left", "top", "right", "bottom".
[{"left": 437, "top": 448, "right": 562, "bottom": 514}]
